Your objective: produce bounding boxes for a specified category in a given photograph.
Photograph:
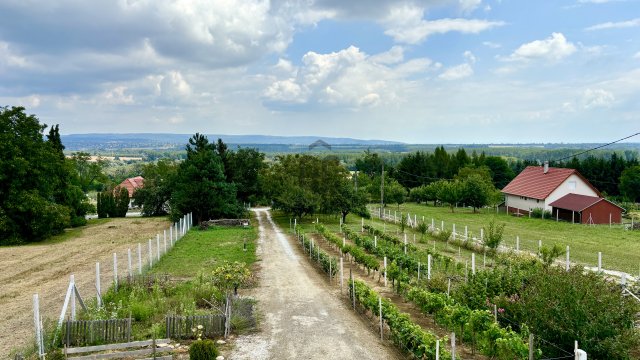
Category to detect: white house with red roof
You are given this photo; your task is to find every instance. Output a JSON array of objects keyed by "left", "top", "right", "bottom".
[{"left": 501, "top": 162, "right": 600, "bottom": 215}]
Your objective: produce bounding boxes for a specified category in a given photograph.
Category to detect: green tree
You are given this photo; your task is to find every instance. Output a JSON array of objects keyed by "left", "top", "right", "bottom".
[
  {"left": 0, "top": 107, "right": 73, "bottom": 243},
  {"left": 134, "top": 159, "right": 177, "bottom": 216},
  {"left": 385, "top": 179, "right": 406, "bottom": 208},
  {"left": 69, "top": 152, "right": 108, "bottom": 192},
  {"left": 521, "top": 267, "right": 639, "bottom": 359},
  {"left": 482, "top": 220, "right": 505, "bottom": 254},
  {"left": 355, "top": 149, "right": 383, "bottom": 177},
  {"left": 619, "top": 165, "right": 640, "bottom": 202},
  {"left": 226, "top": 147, "right": 266, "bottom": 204},
  {"left": 438, "top": 180, "right": 463, "bottom": 212},
  {"left": 461, "top": 174, "right": 492, "bottom": 212},
  {"left": 171, "top": 133, "right": 242, "bottom": 223}
]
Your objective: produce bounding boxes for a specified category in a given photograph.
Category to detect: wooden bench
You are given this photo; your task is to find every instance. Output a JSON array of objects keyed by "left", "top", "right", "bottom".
[{"left": 64, "top": 338, "right": 174, "bottom": 360}]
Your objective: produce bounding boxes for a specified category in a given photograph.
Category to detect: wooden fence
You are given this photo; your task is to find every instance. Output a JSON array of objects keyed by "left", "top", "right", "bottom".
[
  {"left": 63, "top": 318, "right": 132, "bottom": 347},
  {"left": 165, "top": 314, "right": 225, "bottom": 339}
]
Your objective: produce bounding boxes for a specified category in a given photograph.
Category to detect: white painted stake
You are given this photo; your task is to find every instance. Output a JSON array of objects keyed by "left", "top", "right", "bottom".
[
  {"left": 404, "top": 234, "right": 407, "bottom": 254},
  {"left": 70, "top": 274, "right": 76, "bottom": 321},
  {"left": 428, "top": 254, "right": 432, "bottom": 280},
  {"left": 453, "top": 224, "right": 456, "bottom": 240},
  {"left": 566, "top": 246, "right": 570, "bottom": 271},
  {"left": 113, "top": 252, "right": 118, "bottom": 289},
  {"left": 441, "top": 220, "right": 444, "bottom": 231},
  {"left": 96, "top": 262, "right": 101, "bottom": 307},
  {"left": 170, "top": 226, "right": 173, "bottom": 247},
  {"left": 138, "top": 243, "right": 142, "bottom": 274},
  {"left": 33, "top": 294, "right": 44, "bottom": 360},
  {"left": 432, "top": 218, "right": 435, "bottom": 229},
  {"left": 340, "top": 257, "right": 344, "bottom": 293},
  {"left": 464, "top": 226, "right": 468, "bottom": 240},
  {"left": 447, "top": 278, "right": 451, "bottom": 298},
  {"left": 472, "top": 253, "right": 476, "bottom": 275},
  {"left": 374, "top": 236, "right": 377, "bottom": 248},
  {"left": 156, "top": 234, "right": 161, "bottom": 261},
  {"left": 516, "top": 236, "right": 520, "bottom": 252},
  {"left": 361, "top": 217, "right": 364, "bottom": 232},
  {"left": 598, "top": 252, "right": 602, "bottom": 272},
  {"left": 418, "top": 261, "right": 421, "bottom": 280},
  {"left": 480, "top": 228, "right": 484, "bottom": 241},
  {"left": 494, "top": 304, "right": 498, "bottom": 323},
  {"left": 148, "top": 239, "right": 153, "bottom": 268},
  {"left": 451, "top": 332, "right": 456, "bottom": 360},
  {"left": 379, "top": 297, "right": 383, "bottom": 340},
  {"left": 384, "top": 256, "right": 388, "bottom": 286},
  {"left": 436, "top": 340, "right": 440, "bottom": 360},
  {"left": 621, "top": 273, "right": 627, "bottom": 287},
  {"left": 128, "top": 248, "right": 132, "bottom": 278},
  {"left": 164, "top": 230, "right": 167, "bottom": 253}
]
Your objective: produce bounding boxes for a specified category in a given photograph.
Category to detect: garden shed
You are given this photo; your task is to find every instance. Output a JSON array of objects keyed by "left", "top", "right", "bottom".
[{"left": 549, "top": 193, "right": 624, "bottom": 224}]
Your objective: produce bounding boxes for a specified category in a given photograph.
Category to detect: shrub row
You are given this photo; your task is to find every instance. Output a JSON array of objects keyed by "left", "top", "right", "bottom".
[
  {"left": 296, "top": 230, "right": 338, "bottom": 276},
  {"left": 315, "top": 225, "right": 379, "bottom": 273},
  {"left": 350, "top": 279, "right": 450, "bottom": 360}
]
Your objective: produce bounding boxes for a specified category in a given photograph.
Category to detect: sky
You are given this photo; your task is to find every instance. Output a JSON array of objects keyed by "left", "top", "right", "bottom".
[{"left": 1, "top": 0, "right": 639, "bottom": 143}]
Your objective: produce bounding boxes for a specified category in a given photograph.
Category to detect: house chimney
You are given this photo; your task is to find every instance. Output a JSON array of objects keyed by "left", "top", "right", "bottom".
[{"left": 544, "top": 161, "right": 549, "bottom": 174}]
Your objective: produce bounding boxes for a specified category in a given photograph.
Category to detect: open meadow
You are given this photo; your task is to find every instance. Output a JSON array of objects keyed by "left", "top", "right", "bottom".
[
  {"left": 0, "top": 217, "right": 170, "bottom": 356},
  {"left": 366, "top": 203, "right": 640, "bottom": 275}
]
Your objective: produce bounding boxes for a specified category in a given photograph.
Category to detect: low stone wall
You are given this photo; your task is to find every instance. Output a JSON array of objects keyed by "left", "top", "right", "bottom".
[{"left": 200, "top": 219, "right": 251, "bottom": 228}]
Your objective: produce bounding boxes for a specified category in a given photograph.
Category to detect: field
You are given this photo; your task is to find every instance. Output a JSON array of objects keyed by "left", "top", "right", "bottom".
[
  {"left": 363, "top": 203, "right": 640, "bottom": 275},
  {"left": 0, "top": 217, "right": 170, "bottom": 356}
]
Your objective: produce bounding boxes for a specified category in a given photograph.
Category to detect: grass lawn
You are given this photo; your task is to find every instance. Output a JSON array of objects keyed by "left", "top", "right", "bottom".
[
  {"left": 366, "top": 203, "right": 640, "bottom": 275},
  {"left": 150, "top": 225, "right": 257, "bottom": 277}
]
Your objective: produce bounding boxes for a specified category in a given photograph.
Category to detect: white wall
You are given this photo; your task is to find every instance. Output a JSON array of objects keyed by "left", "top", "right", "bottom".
[
  {"left": 544, "top": 174, "right": 598, "bottom": 210},
  {"left": 505, "top": 194, "right": 543, "bottom": 213}
]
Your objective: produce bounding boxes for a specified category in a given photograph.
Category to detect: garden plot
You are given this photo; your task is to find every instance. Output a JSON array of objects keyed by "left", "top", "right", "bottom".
[{"left": 0, "top": 217, "right": 169, "bottom": 356}]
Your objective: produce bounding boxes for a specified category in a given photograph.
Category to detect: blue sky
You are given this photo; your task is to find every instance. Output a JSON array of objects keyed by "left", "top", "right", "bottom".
[{"left": 0, "top": 0, "right": 639, "bottom": 143}]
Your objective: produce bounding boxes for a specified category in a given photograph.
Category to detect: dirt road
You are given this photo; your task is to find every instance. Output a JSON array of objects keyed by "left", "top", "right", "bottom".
[
  {"left": 0, "top": 217, "right": 170, "bottom": 356},
  {"left": 229, "top": 209, "right": 399, "bottom": 360}
]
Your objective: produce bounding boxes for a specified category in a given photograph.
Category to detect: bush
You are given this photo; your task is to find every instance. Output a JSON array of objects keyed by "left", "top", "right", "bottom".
[
  {"left": 189, "top": 339, "right": 219, "bottom": 360},
  {"left": 70, "top": 215, "right": 87, "bottom": 227}
]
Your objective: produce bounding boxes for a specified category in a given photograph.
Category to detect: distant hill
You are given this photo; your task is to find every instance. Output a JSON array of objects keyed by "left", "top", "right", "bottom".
[{"left": 60, "top": 133, "right": 404, "bottom": 151}]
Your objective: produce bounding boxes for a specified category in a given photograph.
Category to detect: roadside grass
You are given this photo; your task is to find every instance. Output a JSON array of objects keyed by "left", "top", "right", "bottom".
[
  {"left": 78, "top": 223, "right": 258, "bottom": 342},
  {"left": 375, "top": 203, "right": 640, "bottom": 275},
  {"left": 150, "top": 225, "right": 257, "bottom": 277}
]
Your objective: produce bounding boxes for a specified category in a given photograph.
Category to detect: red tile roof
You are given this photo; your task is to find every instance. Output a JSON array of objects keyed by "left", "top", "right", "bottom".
[
  {"left": 501, "top": 166, "right": 600, "bottom": 200},
  {"left": 549, "top": 193, "right": 624, "bottom": 212},
  {"left": 117, "top": 176, "right": 144, "bottom": 197}
]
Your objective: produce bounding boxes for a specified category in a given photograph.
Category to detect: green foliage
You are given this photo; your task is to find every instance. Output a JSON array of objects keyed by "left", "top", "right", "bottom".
[
  {"left": 69, "top": 152, "right": 108, "bottom": 192},
  {"left": 530, "top": 208, "right": 552, "bottom": 219},
  {"left": 461, "top": 174, "right": 493, "bottom": 212},
  {"left": 482, "top": 220, "right": 505, "bottom": 253},
  {"left": 538, "top": 244, "right": 563, "bottom": 268},
  {"left": 211, "top": 261, "right": 251, "bottom": 295},
  {"left": 134, "top": 159, "right": 177, "bottom": 216},
  {"left": 189, "top": 339, "right": 219, "bottom": 360},
  {"left": 438, "top": 180, "right": 463, "bottom": 212},
  {"left": 619, "top": 165, "right": 640, "bottom": 202},
  {"left": 520, "top": 267, "right": 639, "bottom": 359},
  {"left": 97, "top": 188, "right": 128, "bottom": 218},
  {"left": 171, "top": 134, "right": 242, "bottom": 223},
  {"left": 226, "top": 147, "right": 266, "bottom": 204}
]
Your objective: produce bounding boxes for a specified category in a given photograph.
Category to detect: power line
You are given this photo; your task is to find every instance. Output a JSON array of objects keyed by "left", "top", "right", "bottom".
[{"left": 553, "top": 132, "right": 640, "bottom": 162}]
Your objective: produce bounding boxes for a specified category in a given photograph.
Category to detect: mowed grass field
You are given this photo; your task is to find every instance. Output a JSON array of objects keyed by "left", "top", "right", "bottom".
[
  {"left": 150, "top": 225, "right": 257, "bottom": 277},
  {"left": 359, "top": 203, "right": 640, "bottom": 275}
]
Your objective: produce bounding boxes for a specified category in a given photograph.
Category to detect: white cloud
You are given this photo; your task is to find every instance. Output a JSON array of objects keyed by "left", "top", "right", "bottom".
[
  {"left": 582, "top": 88, "right": 615, "bottom": 108},
  {"left": 482, "top": 41, "right": 501, "bottom": 48},
  {"left": 101, "top": 86, "right": 134, "bottom": 105},
  {"left": 634, "top": 51, "right": 640, "bottom": 59},
  {"left": 458, "top": 0, "right": 482, "bottom": 13},
  {"left": 464, "top": 50, "right": 477, "bottom": 64},
  {"left": 382, "top": 4, "right": 504, "bottom": 44},
  {"left": 439, "top": 63, "right": 473, "bottom": 80},
  {"left": 263, "top": 46, "right": 436, "bottom": 108},
  {"left": 506, "top": 33, "right": 577, "bottom": 62},
  {"left": 586, "top": 18, "right": 640, "bottom": 31},
  {"left": 0, "top": 41, "right": 31, "bottom": 69}
]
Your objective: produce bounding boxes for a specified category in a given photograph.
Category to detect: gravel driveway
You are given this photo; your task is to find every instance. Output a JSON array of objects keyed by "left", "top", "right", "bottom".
[{"left": 228, "top": 209, "right": 400, "bottom": 360}]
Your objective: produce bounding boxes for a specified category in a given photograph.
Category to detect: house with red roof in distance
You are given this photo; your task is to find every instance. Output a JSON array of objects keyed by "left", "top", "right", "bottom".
[
  {"left": 116, "top": 176, "right": 144, "bottom": 208},
  {"left": 501, "top": 162, "right": 624, "bottom": 224}
]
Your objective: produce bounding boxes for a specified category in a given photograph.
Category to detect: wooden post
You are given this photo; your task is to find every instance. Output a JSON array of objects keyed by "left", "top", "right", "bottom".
[
  {"left": 127, "top": 248, "right": 132, "bottom": 278},
  {"left": 428, "top": 254, "right": 432, "bottom": 280},
  {"left": 529, "top": 333, "right": 534, "bottom": 360},
  {"left": 598, "top": 252, "right": 602, "bottom": 272},
  {"left": 113, "top": 252, "right": 118, "bottom": 290},
  {"left": 572, "top": 211, "right": 575, "bottom": 224},
  {"left": 138, "top": 243, "right": 142, "bottom": 275},
  {"left": 96, "top": 262, "right": 102, "bottom": 307},
  {"left": 33, "top": 294, "right": 44, "bottom": 360},
  {"left": 566, "top": 245, "right": 570, "bottom": 271},
  {"left": 379, "top": 297, "right": 383, "bottom": 340}
]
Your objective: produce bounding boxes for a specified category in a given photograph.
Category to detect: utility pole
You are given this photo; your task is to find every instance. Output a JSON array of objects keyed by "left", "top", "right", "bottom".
[{"left": 380, "top": 161, "right": 384, "bottom": 218}]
